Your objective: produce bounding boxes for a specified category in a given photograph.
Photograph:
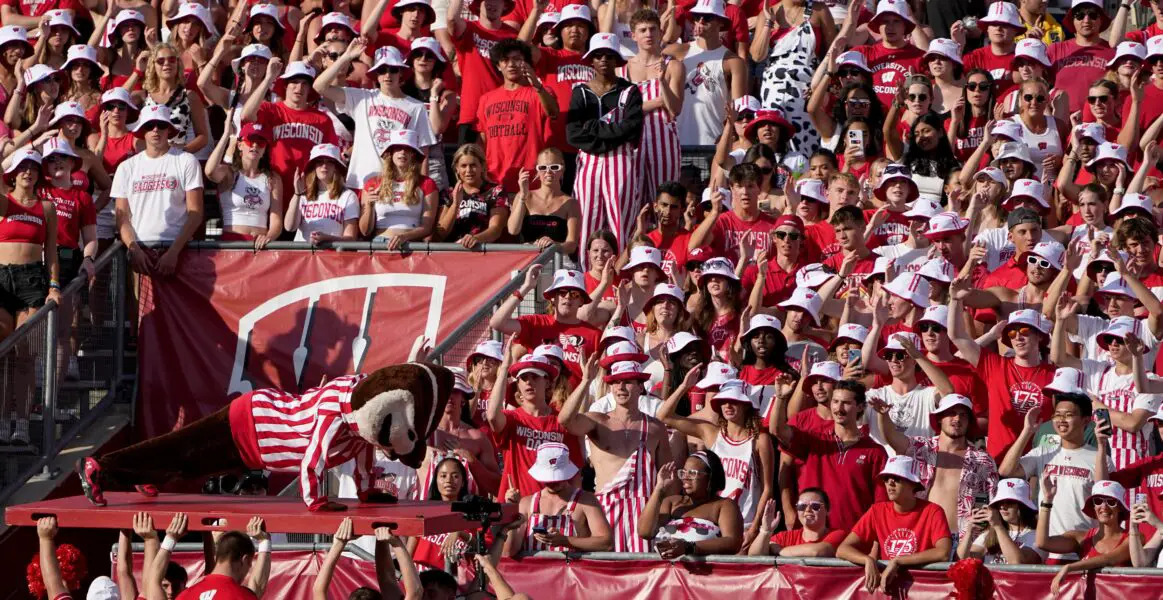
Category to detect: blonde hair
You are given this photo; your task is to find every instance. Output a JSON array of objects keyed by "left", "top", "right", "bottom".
[
  {"left": 377, "top": 148, "right": 423, "bottom": 205},
  {"left": 143, "top": 43, "right": 181, "bottom": 93},
  {"left": 452, "top": 144, "right": 486, "bottom": 174},
  {"left": 170, "top": 19, "right": 210, "bottom": 56},
  {"left": 306, "top": 166, "right": 346, "bottom": 200}
]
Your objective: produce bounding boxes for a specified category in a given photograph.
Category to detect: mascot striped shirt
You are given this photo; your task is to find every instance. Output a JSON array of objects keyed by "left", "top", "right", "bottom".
[{"left": 229, "top": 374, "right": 374, "bottom": 511}]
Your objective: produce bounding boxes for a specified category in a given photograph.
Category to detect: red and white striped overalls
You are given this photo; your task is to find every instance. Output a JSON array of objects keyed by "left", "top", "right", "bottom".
[
  {"left": 525, "top": 489, "right": 581, "bottom": 553},
  {"left": 575, "top": 86, "right": 641, "bottom": 266},
  {"left": 595, "top": 416, "right": 657, "bottom": 553},
  {"left": 633, "top": 66, "right": 681, "bottom": 205}
]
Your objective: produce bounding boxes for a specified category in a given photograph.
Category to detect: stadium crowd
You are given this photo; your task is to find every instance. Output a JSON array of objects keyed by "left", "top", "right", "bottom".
[{"left": 14, "top": 0, "right": 1163, "bottom": 596}]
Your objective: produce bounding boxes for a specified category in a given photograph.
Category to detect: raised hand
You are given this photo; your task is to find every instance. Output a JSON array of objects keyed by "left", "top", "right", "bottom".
[
  {"left": 656, "top": 461, "right": 677, "bottom": 491},
  {"left": 333, "top": 517, "right": 354, "bottom": 544},
  {"left": 681, "top": 363, "right": 705, "bottom": 389},
  {"left": 133, "top": 512, "right": 157, "bottom": 540},
  {"left": 1055, "top": 294, "right": 1079, "bottom": 320},
  {"left": 522, "top": 263, "right": 543, "bottom": 290},
  {"left": 247, "top": 516, "right": 269, "bottom": 541},
  {"left": 165, "top": 513, "right": 189, "bottom": 540}
]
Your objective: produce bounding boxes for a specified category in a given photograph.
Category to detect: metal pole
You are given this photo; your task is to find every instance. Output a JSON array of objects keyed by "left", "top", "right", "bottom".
[
  {"left": 41, "top": 306, "right": 57, "bottom": 471},
  {"left": 112, "top": 247, "right": 126, "bottom": 413}
]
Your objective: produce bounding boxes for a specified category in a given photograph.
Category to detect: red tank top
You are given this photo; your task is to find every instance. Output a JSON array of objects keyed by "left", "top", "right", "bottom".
[
  {"left": 101, "top": 134, "right": 137, "bottom": 175},
  {"left": 0, "top": 195, "right": 46, "bottom": 244}
]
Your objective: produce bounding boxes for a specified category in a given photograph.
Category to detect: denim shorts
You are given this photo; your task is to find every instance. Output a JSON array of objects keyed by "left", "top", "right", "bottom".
[{"left": 0, "top": 262, "right": 48, "bottom": 315}]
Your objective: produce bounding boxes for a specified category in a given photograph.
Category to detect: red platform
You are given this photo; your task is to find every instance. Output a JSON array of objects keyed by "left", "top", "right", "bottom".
[{"left": 5, "top": 493, "right": 516, "bottom": 537}]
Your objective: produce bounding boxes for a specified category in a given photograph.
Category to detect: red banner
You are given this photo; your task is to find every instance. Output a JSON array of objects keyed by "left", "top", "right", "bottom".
[
  {"left": 136, "top": 250, "right": 537, "bottom": 438},
  {"left": 139, "top": 552, "right": 1136, "bottom": 599}
]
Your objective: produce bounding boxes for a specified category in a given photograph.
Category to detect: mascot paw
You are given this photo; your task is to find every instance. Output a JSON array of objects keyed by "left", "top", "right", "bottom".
[
  {"left": 360, "top": 491, "right": 399, "bottom": 505},
  {"left": 312, "top": 501, "right": 349, "bottom": 512}
]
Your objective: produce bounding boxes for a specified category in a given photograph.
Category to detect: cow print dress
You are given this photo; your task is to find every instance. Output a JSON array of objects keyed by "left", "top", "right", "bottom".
[{"left": 759, "top": 0, "right": 820, "bottom": 155}]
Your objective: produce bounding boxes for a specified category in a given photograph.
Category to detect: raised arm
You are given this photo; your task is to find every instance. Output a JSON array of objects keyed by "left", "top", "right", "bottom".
[
  {"left": 145, "top": 513, "right": 189, "bottom": 600},
  {"left": 557, "top": 352, "right": 600, "bottom": 436},
  {"left": 657, "top": 365, "right": 719, "bottom": 446},
  {"left": 244, "top": 517, "right": 272, "bottom": 597},
  {"left": 488, "top": 264, "right": 541, "bottom": 333},
  {"left": 947, "top": 277, "right": 982, "bottom": 366},
  {"left": 313, "top": 37, "right": 366, "bottom": 105},
  {"left": 485, "top": 334, "right": 517, "bottom": 434},
  {"left": 638, "top": 463, "right": 675, "bottom": 540},
  {"left": 313, "top": 518, "right": 354, "bottom": 600},
  {"left": 1036, "top": 475, "right": 1083, "bottom": 554},
  {"left": 860, "top": 291, "right": 890, "bottom": 375},
  {"left": 999, "top": 408, "right": 1040, "bottom": 478},
  {"left": 868, "top": 394, "right": 910, "bottom": 455},
  {"left": 1050, "top": 295, "right": 1083, "bottom": 370}
]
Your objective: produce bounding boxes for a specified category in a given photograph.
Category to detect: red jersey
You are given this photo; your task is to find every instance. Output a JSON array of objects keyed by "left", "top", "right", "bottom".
[
  {"left": 455, "top": 21, "right": 517, "bottom": 126},
  {"left": 516, "top": 313, "right": 600, "bottom": 382},
  {"left": 39, "top": 185, "right": 95, "bottom": 249},
  {"left": 477, "top": 85, "right": 553, "bottom": 193},
  {"left": 705, "top": 311, "right": 740, "bottom": 360},
  {"left": 583, "top": 271, "right": 619, "bottom": 302},
  {"left": 709, "top": 210, "right": 777, "bottom": 264},
  {"left": 1111, "top": 453, "right": 1163, "bottom": 520},
  {"left": 493, "top": 408, "right": 583, "bottom": 498},
  {"left": 254, "top": 102, "right": 339, "bottom": 200},
  {"left": 228, "top": 375, "right": 377, "bottom": 510},
  {"left": 850, "top": 499, "right": 951, "bottom": 559},
  {"left": 855, "top": 43, "right": 925, "bottom": 109},
  {"left": 963, "top": 46, "right": 1016, "bottom": 97},
  {"left": 1048, "top": 39, "right": 1114, "bottom": 114},
  {"left": 176, "top": 574, "right": 256, "bottom": 600},
  {"left": 100, "top": 133, "right": 137, "bottom": 176},
  {"left": 782, "top": 427, "right": 888, "bottom": 531},
  {"left": 947, "top": 114, "right": 989, "bottom": 164},
  {"left": 823, "top": 252, "right": 876, "bottom": 298},
  {"left": 803, "top": 220, "right": 837, "bottom": 263},
  {"left": 646, "top": 228, "right": 692, "bottom": 282},
  {"left": 787, "top": 408, "right": 834, "bottom": 437},
  {"left": 2, "top": 0, "right": 86, "bottom": 19},
  {"left": 539, "top": 47, "right": 593, "bottom": 152},
  {"left": 863, "top": 208, "right": 910, "bottom": 249},
  {"left": 741, "top": 256, "right": 809, "bottom": 306},
  {"left": 1121, "top": 83, "right": 1163, "bottom": 145},
  {"left": 770, "top": 527, "right": 848, "bottom": 549},
  {"left": 978, "top": 351, "right": 1056, "bottom": 461}
]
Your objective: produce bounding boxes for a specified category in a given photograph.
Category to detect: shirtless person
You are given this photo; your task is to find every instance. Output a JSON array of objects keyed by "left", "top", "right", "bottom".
[
  {"left": 423, "top": 371, "right": 502, "bottom": 497},
  {"left": 559, "top": 356, "right": 672, "bottom": 553}
]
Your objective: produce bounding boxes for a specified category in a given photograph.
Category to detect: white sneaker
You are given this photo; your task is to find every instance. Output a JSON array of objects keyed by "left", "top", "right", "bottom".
[
  {"left": 11, "top": 418, "right": 29, "bottom": 445},
  {"left": 66, "top": 356, "right": 80, "bottom": 380}
]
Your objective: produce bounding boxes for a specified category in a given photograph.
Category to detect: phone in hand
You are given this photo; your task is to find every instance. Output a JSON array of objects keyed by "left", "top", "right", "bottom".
[
  {"left": 847, "top": 348, "right": 862, "bottom": 372},
  {"left": 1095, "top": 408, "right": 1112, "bottom": 432},
  {"left": 532, "top": 526, "right": 549, "bottom": 535},
  {"left": 973, "top": 491, "right": 990, "bottom": 508},
  {"left": 847, "top": 128, "right": 865, "bottom": 158}
]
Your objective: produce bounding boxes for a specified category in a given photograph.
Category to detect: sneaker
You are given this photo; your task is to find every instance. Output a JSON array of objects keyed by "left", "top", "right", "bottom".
[
  {"left": 11, "top": 418, "right": 29, "bottom": 445},
  {"left": 77, "top": 457, "right": 107, "bottom": 506},
  {"left": 135, "top": 484, "right": 158, "bottom": 497},
  {"left": 66, "top": 356, "right": 80, "bottom": 380}
]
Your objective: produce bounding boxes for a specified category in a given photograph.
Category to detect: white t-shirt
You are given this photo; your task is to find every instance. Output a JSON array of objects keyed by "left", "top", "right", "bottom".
[
  {"left": 972, "top": 227, "right": 1054, "bottom": 272},
  {"left": 1071, "top": 314, "right": 1160, "bottom": 365},
  {"left": 294, "top": 189, "right": 360, "bottom": 241},
  {"left": 866, "top": 384, "right": 940, "bottom": 454},
  {"left": 873, "top": 243, "right": 927, "bottom": 275},
  {"left": 1019, "top": 441, "right": 1108, "bottom": 540},
  {"left": 110, "top": 148, "right": 203, "bottom": 243},
  {"left": 970, "top": 527, "right": 1047, "bottom": 564},
  {"left": 336, "top": 451, "right": 417, "bottom": 555},
  {"left": 339, "top": 88, "right": 436, "bottom": 189}
]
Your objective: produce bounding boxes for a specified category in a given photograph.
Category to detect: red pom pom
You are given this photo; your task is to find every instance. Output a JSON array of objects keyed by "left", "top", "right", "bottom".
[
  {"left": 25, "top": 543, "right": 88, "bottom": 598},
  {"left": 947, "top": 558, "right": 994, "bottom": 600},
  {"left": 26, "top": 554, "right": 46, "bottom": 599}
]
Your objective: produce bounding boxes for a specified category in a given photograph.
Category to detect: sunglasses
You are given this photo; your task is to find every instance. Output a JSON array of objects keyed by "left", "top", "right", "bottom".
[
  {"left": 774, "top": 230, "right": 803, "bottom": 241},
  {"left": 1099, "top": 334, "right": 1125, "bottom": 347},
  {"left": 838, "top": 69, "right": 863, "bottom": 78},
  {"left": 1006, "top": 326, "right": 1034, "bottom": 339},
  {"left": 965, "top": 81, "right": 991, "bottom": 92},
  {"left": 691, "top": 14, "right": 717, "bottom": 23},
  {"left": 536, "top": 164, "right": 563, "bottom": 172},
  {"left": 907, "top": 93, "right": 929, "bottom": 102},
  {"left": 1093, "top": 263, "right": 1116, "bottom": 274},
  {"left": 1091, "top": 497, "right": 1120, "bottom": 508},
  {"left": 795, "top": 501, "right": 824, "bottom": 512},
  {"left": 1023, "top": 93, "right": 1048, "bottom": 104},
  {"left": 677, "top": 468, "right": 707, "bottom": 479},
  {"left": 846, "top": 97, "right": 872, "bottom": 107},
  {"left": 241, "top": 137, "right": 268, "bottom": 148},
  {"left": 103, "top": 102, "right": 130, "bottom": 112},
  {"left": 1074, "top": 9, "right": 1102, "bottom": 20},
  {"left": 556, "top": 289, "right": 584, "bottom": 300},
  {"left": 736, "top": 111, "right": 756, "bottom": 122},
  {"left": 385, "top": 66, "right": 404, "bottom": 74},
  {"left": 757, "top": 165, "right": 774, "bottom": 175},
  {"left": 1027, "top": 255, "right": 1054, "bottom": 269},
  {"left": 918, "top": 322, "right": 946, "bottom": 334},
  {"left": 883, "top": 350, "right": 908, "bottom": 361},
  {"left": 884, "top": 165, "right": 911, "bottom": 177},
  {"left": 155, "top": 55, "right": 178, "bottom": 66},
  {"left": 687, "top": 262, "right": 705, "bottom": 271},
  {"left": 142, "top": 122, "right": 169, "bottom": 132},
  {"left": 1088, "top": 95, "right": 1112, "bottom": 104}
]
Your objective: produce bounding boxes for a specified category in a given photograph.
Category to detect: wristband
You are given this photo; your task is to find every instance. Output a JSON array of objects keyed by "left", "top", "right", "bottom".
[
  {"left": 258, "top": 539, "right": 271, "bottom": 553},
  {"left": 512, "top": 289, "right": 525, "bottom": 299},
  {"left": 1040, "top": 502, "right": 1054, "bottom": 509},
  {"left": 1114, "top": 187, "right": 1127, "bottom": 195},
  {"left": 49, "top": 281, "right": 60, "bottom": 290},
  {"left": 160, "top": 536, "right": 178, "bottom": 552}
]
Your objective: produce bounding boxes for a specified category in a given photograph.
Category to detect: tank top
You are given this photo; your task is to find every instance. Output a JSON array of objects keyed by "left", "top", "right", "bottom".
[
  {"left": 1017, "top": 116, "right": 1062, "bottom": 179},
  {"left": 222, "top": 172, "right": 271, "bottom": 229},
  {"left": 522, "top": 213, "right": 568, "bottom": 243},
  {"left": 678, "top": 43, "right": 729, "bottom": 146},
  {"left": 525, "top": 489, "right": 581, "bottom": 553},
  {"left": 656, "top": 516, "right": 722, "bottom": 542},
  {"left": 0, "top": 195, "right": 47, "bottom": 244},
  {"left": 709, "top": 430, "right": 760, "bottom": 526}
]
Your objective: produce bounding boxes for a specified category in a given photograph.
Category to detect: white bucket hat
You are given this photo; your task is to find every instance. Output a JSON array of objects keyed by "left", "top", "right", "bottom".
[
  {"left": 992, "top": 141, "right": 1036, "bottom": 169},
  {"left": 974, "top": 167, "right": 1007, "bottom": 185},
  {"left": 231, "top": 43, "right": 273, "bottom": 73},
  {"left": 878, "top": 332, "right": 922, "bottom": 359},
  {"left": 928, "top": 393, "right": 980, "bottom": 437},
  {"left": 508, "top": 353, "right": 558, "bottom": 380},
  {"left": 537, "top": 11, "right": 560, "bottom": 29},
  {"left": 710, "top": 379, "right": 758, "bottom": 413},
  {"left": 131, "top": 104, "right": 177, "bottom": 133},
  {"left": 645, "top": 283, "right": 685, "bottom": 310},
  {"left": 1109, "top": 40, "right": 1147, "bottom": 67},
  {"left": 600, "top": 325, "right": 636, "bottom": 350},
  {"left": 556, "top": 4, "right": 593, "bottom": 30},
  {"left": 689, "top": 0, "right": 728, "bottom": 22},
  {"left": 925, "top": 212, "right": 970, "bottom": 241},
  {"left": 43, "top": 9, "right": 80, "bottom": 36},
  {"left": 1148, "top": 35, "right": 1163, "bottom": 60},
  {"left": 314, "top": 12, "right": 357, "bottom": 43},
  {"left": 1084, "top": 480, "right": 1129, "bottom": 518},
  {"left": 1075, "top": 122, "right": 1106, "bottom": 144},
  {"left": 991, "top": 120, "right": 1024, "bottom": 142},
  {"left": 1086, "top": 142, "right": 1130, "bottom": 170},
  {"left": 797, "top": 179, "right": 828, "bottom": 204},
  {"left": 879, "top": 455, "right": 922, "bottom": 484},
  {"left": 904, "top": 198, "right": 943, "bottom": 220},
  {"left": 924, "top": 38, "right": 962, "bottom": 64},
  {"left": 884, "top": 273, "right": 930, "bottom": 308},
  {"left": 3, "top": 146, "right": 40, "bottom": 174},
  {"left": 1003, "top": 308, "right": 1051, "bottom": 337},
  {"left": 623, "top": 246, "right": 664, "bottom": 274},
  {"left": 1098, "top": 315, "right": 1140, "bottom": 350},
  {"left": 86, "top": 576, "right": 119, "bottom": 600},
  {"left": 604, "top": 360, "right": 651, "bottom": 384},
  {"left": 733, "top": 95, "right": 761, "bottom": 114},
  {"left": 247, "top": 3, "right": 281, "bottom": 28},
  {"left": 63, "top": 44, "right": 99, "bottom": 71},
  {"left": 384, "top": 129, "right": 421, "bottom": 154},
  {"left": 863, "top": 255, "right": 894, "bottom": 282},
  {"left": 742, "top": 314, "right": 782, "bottom": 338},
  {"left": 1045, "top": 366, "right": 1086, "bottom": 396},
  {"left": 666, "top": 331, "right": 705, "bottom": 356},
  {"left": 918, "top": 257, "right": 955, "bottom": 283},
  {"left": 528, "top": 442, "right": 579, "bottom": 483},
  {"left": 700, "top": 186, "right": 732, "bottom": 211},
  {"left": 778, "top": 287, "right": 823, "bottom": 326},
  {"left": 370, "top": 46, "right": 408, "bottom": 73},
  {"left": 391, "top": 0, "right": 437, "bottom": 24},
  {"left": 168, "top": 2, "right": 213, "bottom": 33},
  {"left": 695, "top": 361, "right": 737, "bottom": 390},
  {"left": 599, "top": 340, "right": 648, "bottom": 368},
  {"left": 49, "top": 100, "right": 87, "bottom": 128},
  {"left": 41, "top": 137, "right": 79, "bottom": 164},
  {"left": 979, "top": 1, "right": 1023, "bottom": 29},
  {"left": 543, "top": 269, "right": 592, "bottom": 303},
  {"left": 699, "top": 257, "right": 738, "bottom": 282},
  {"left": 449, "top": 367, "right": 474, "bottom": 397},
  {"left": 918, "top": 304, "right": 949, "bottom": 327},
  {"left": 796, "top": 263, "right": 833, "bottom": 288},
  {"left": 532, "top": 343, "right": 566, "bottom": 365},
  {"left": 1020, "top": 241, "right": 1066, "bottom": 271},
  {"left": 804, "top": 361, "right": 841, "bottom": 386},
  {"left": 991, "top": 478, "right": 1038, "bottom": 511},
  {"left": 1096, "top": 272, "right": 1136, "bottom": 299},
  {"left": 582, "top": 32, "right": 623, "bottom": 62},
  {"left": 869, "top": 0, "right": 915, "bottom": 34},
  {"left": 409, "top": 37, "right": 446, "bottom": 63},
  {"left": 280, "top": 60, "right": 317, "bottom": 81},
  {"left": 466, "top": 339, "right": 504, "bottom": 367},
  {"left": 1112, "top": 193, "right": 1154, "bottom": 219},
  {"left": 0, "top": 25, "right": 31, "bottom": 56},
  {"left": 836, "top": 51, "right": 871, "bottom": 72},
  {"left": 23, "top": 64, "right": 59, "bottom": 88},
  {"left": 110, "top": 10, "right": 145, "bottom": 34},
  {"left": 830, "top": 323, "right": 869, "bottom": 349},
  {"left": 100, "top": 87, "right": 139, "bottom": 111},
  {"left": 307, "top": 143, "right": 347, "bottom": 169}
]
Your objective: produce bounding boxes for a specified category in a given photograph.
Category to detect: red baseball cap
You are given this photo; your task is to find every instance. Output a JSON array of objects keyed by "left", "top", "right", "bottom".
[
  {"left": 239, "top": 122, "right": 270, "bottom": 144},
  {"left": 773, "top": 214, "right": 805, "bottom": 233}
]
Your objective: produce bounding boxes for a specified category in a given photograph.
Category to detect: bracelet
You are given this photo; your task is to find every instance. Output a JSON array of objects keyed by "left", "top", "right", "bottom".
[
  {"left": 1040, "top": 502, "right": 1054, "bottom": 509},
  {"left": 257, "top": 539, "right": 271, "bottom": 553},
  {"left": 512, "top": 289, "right": 525, "bottom": 299},
  {"left": 160, "top": 536, "right": 178, "bottom": 552},
  {"left": 49, "top": 280, "right": 60, "bottom": 290},
  {"left": 1114, "top": 187, "right": 1127, "bottom": 195},
  {"left": 133, "top": 68, "right": 144, "bottom": 77},
  {"left": 82, "top": 255, "right": 94, "bottom": 262}
]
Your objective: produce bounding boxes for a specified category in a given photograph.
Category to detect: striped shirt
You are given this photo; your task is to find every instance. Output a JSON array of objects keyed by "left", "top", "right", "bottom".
[{"left": 1081, "top": 360, "right": 1163, "bottom": 471}]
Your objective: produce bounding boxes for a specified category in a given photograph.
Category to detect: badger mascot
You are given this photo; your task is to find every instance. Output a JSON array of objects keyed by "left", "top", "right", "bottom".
[{"left": 77, "top": 362, "right": 453, "bottom": 511}]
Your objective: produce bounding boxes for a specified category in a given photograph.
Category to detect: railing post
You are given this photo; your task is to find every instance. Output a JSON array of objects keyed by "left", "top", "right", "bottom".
[
  {"left": 112, "top": 246, "right": 126, "bottom": 411},
  {"left": 41, "top": 305, "right": 57, "bottom": 467}
]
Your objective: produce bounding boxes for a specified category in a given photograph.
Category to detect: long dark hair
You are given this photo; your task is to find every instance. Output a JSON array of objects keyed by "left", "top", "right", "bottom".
[
  {"left": 426, "top": 457, "right": 469, "bottom": 501},
  {"left": 903, "top": 111, "right": 960, "bottom": 179},
  {"left": 666, "top": 345, "right": 710, "bottom": 417},
  {"left": 835, "top": 117, "right": 882, "bottom": 159},
  {"left": 693, "top": 274, "right": 742, "bottom": 337},
  {"left": 956, "top": 69, "right": 995, "bottom": 139},
  {"left": 982, "top": 504, "right": 1038, "bottom": 556},
  {"left": 831, "top": 80, "right": 885, "bottom": 129}
]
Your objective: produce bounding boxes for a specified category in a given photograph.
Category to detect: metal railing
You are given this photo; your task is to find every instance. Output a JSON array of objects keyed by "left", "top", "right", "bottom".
[{"left": 0, "top": 241, "right": 130, "bottom": 506}]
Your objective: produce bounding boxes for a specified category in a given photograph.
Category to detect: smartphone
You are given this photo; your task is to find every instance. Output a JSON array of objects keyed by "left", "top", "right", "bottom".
[
  {"left": 532, "top": 526, "right": 549, "bottom": 535},
  {"left": 1137, "top": 492, "right": 1148, "bottom": 506},
  {"left": 1095, "top": 408, "right": 1112, "bottom": 432},
  {"left": 973, "top": 491, "right": 990, "bottom": 508},
  {"left": 847, "top": 129, "right": 865, "bottom": 158},
  {"left": 847, "top": 348, "right": 862, "bottom": 372}
]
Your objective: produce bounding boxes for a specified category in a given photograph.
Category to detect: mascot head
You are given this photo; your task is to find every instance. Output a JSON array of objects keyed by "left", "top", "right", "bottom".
[{"left": 350, "top": 362, "right": 453, "bottom": 469}]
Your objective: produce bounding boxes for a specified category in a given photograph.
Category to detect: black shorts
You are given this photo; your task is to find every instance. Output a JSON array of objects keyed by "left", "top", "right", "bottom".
[
  {"left": 0, "top": 262, "right": 48, "bottom": 315},
  {"left": 58, "top": 247, "right": 81, "bottom": 286}
]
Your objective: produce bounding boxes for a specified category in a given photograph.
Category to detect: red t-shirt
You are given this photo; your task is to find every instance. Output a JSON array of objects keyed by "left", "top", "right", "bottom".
[
  {"left": 376, "top": 28, "right": 415, "bottom": 56},
  {"left": 477, "top": 85, "right": 553, "bottom": 193},
  {"left": 647, "top": 228, "right": 692, "bottom": 282},
  {"left": 455, "top": 21, "right": 517, "bottom": 127},
  {"left": 771, "top": 527, "right": 849, "bottom": 549},
  {"left": 705, "top": 311, "right": 740, "bottom": 360},
  {"left": 39, "top": 185, "right": 95, "bottom": 250},
  {"left": 176, "top": 574, "right": 257, "bottom": 600},
  {"left": 710, "top": 210, "right": 777, "bottom": 264},
  {"left": 1047, "top": 39, "right": 1114, "bottom": 114},
  {"left": 855, "top": 43, "right": 925, "bottom": 109},
  {"left": 1126, "top": 23, "right": 1163, "bottom": 44},
  {"left": 3, "top": 0, "right": 87, "bottom": 20},
  {"left": 963, "top": 46, "right": 1016, "bottom": 97},
  {"left": 504, "top": 0, "right": 585, "bottom": 27},
  {"left": 804, "top": 220, "right": 838, "bottom": 264},
  {"left": 254, "top": 102, "right": 339, "bottom": 201},
  {"left": 863, "top": 208, "right": 910, "bottom": 249},
  {"left": 823, "top": 252, "right": 876, "bottom": 298},
  {"left": 539, "top": 47, "right": 593, "bottom": 153},
  {"left": 741, "top": 256, "right": 809, "bottom": 307},
  {"left": 493, "top": 408, "right": 583, "bottom": 498},
  {"left": 1111, "top": 452, "right": 1163, "bottom": 519},
  {"left": 979, "top": 350, "right": 1056, "bottom": 461},
  {"left": 783, "top": 428, "right": 889, "bottom": 531},
  {"left": 584, "top": 271, "right": 618, "bottom": 302},
  {"left": 947, "top": 114, "right": 989, "bottom": 165},
  {"left": 1121, "top": 83, "right": 1163, "bottom": 145},
  {"left": 100, "top": 133, "right": 138, "bottom": 176},
  {"left": 516, "top": 313, "right": 600, "bottom": 382},
  {"left": 788, "top": 408, "right": 834, "bottom": 438},
  {"left": 850, "top": 499, "right": 951, "bottom": 559}
]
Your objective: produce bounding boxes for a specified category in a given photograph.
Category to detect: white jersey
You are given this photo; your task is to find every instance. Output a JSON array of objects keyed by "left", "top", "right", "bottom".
[
  {"left": 873, "top": 243, "right": 927, "bottom": 275},
  {"left": 866, "top": 384, "right": 940, "bottom": 455},
  {"left": 1016, "top": 117, "right": 1062, "bottom": 179},
  {"left": 1068, "top": 223, "right": 1114, "bottom": 280},
  {"left": 1019, "top": 440, "right": 1108, "bottom": 560},
  {"left": 221, "top": 172, "right": 271, "bottom": 230},
  {"left": 293, "top": 189, "right": 360, "bottom": 241},
  {"left": 972, "top": 227, "right": 1055, "bottom": 271},
  {"left": 338, "top": 87, "right": 436, "bottom": 189},
  {"left": 709, "top": 431, "right": 760, "bottom": 527},
  {"left": 1071, "top": 315, "right": 1160, "bottom": 365},
  {"left": 678, "top": 42, "right": 728, "bottom": 146},
  {"left": 1080, "top": 359, "right": 1163, "bottom": 470}
]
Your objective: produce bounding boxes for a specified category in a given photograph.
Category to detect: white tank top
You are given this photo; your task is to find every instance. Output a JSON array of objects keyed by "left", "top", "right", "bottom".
[
  {"left": 222, "top": 172, "right": 271, "bottom": 229},
  {"left": 708, "top": 431, "right": 760, "bottom": 527},
  {"left": 678, "top": 43, "right": 729, "bottom": 146},
  {"left": 1017, "top": 117, "right": 1061, "bottom": 179}
]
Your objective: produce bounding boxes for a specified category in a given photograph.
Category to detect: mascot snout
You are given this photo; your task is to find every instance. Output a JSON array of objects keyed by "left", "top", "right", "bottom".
[{"left": 350, "top": 362, "right": 453, "bottom": 468}]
